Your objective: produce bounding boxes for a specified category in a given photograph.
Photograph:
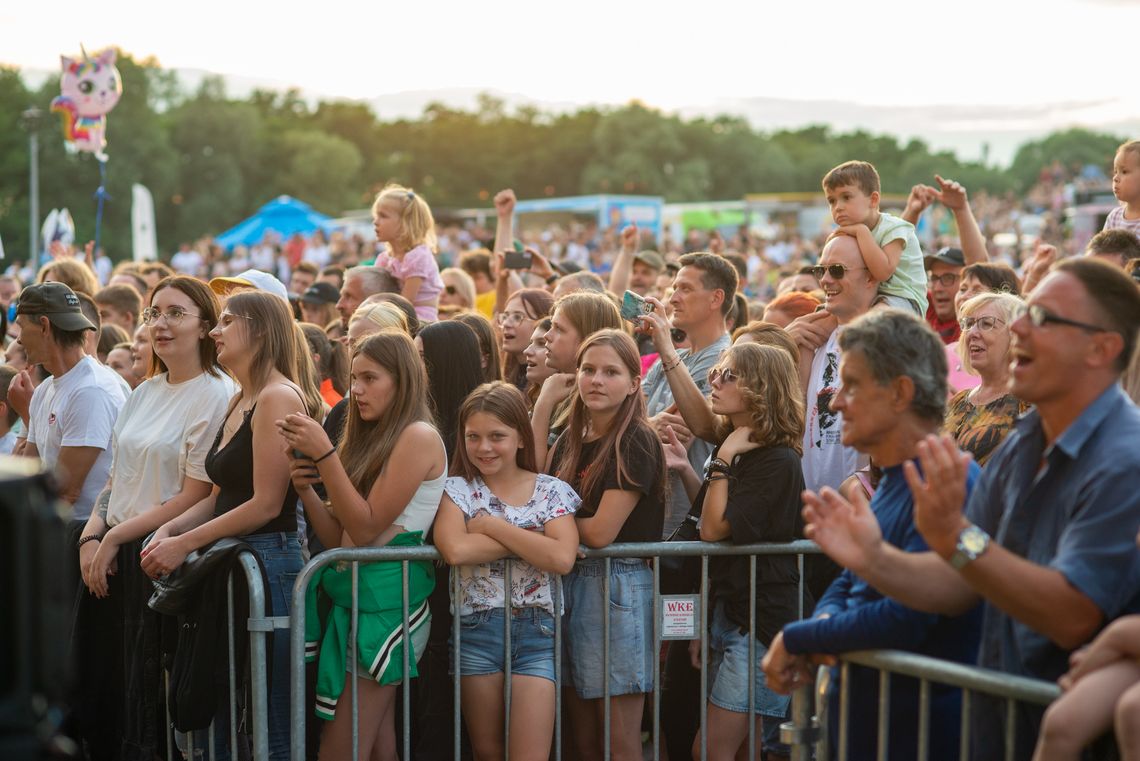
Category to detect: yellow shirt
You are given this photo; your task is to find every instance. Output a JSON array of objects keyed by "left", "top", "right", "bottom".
[{"left": 475, "top": 290, "right": 496, "bottom": 319}]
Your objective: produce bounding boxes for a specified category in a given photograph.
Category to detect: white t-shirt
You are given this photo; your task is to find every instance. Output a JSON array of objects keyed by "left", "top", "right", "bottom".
[
  {"left": 170, "top": 249, "right": 205, "bottom": 276},
  {"left": 106, "top": 371, "right": 237, "bottom": 526},
  {"left": 801, "top": 329, "right": 866, "bottom": 492},
  {"left": 27, "top": 356, "right": 127, "bottom": 521}
]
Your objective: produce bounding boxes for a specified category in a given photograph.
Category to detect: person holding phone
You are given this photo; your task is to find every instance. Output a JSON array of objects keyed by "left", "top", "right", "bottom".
[{"left": 280, "top": 331, "right": 447, "bottom": 761}]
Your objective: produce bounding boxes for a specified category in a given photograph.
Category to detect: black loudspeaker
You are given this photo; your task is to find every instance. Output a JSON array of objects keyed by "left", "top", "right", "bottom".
[{"left": 0, "top": 456, "right": 75, "bottom": 759}]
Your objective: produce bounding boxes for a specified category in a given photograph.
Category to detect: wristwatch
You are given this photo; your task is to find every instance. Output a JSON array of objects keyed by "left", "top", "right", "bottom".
[{"left": 949, "top": 524, "right": 991, "bottom": 570}]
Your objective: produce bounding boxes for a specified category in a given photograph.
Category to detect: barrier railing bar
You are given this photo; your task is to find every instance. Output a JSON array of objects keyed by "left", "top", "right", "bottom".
[
  {"left": 747, "top": 553, "right": 756, "bottom": 761},
  {"left": 918, "top": 677, "right": 930, "bottom": 761},
  {"left": 651, "top": 557, "right": 661, "bottom": 761},
  {"left": 699, "top": 554, "right": 709, "bottom": 761},
  {"left": 1005, "top": 698, "right": 1016, "bottom": 761},
  {"left": 876, "top": 669, "right": 889, "bottom": 761},
  {"left": 554, "top": 574, "right": 563, "bottom": 761},
  {"left": 351, "top": 560, "right": 359, "bottom": 761},
  {"left": 838, "top": 661, "right": 850, "bottom": 761},
  {"left": 839, "top": 651, "right": 1060, "bottom": 705},
  {"left": 959, "top": 690, "right": 971, "bottom": 761},
  {"left": 452, "top": 567, "right": 462, "bottom": 761},
  {"left": 603, "top": 556, "right": 611, "bottom": 761},
  {"left": 503, "top": 560, "right": 512, "bottom": 761},
  {"left": 401, "top": 560, "right": 410, "bottom": 761},
  {"left": 236, "top": 550, "right": 270, "bottom": 761}
]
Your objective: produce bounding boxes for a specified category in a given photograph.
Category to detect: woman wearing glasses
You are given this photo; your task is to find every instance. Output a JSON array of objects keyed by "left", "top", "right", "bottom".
[
  {"left": 496, "top": 288, "right": 554, "bottom": 391},
  {"left": 76, "top": 276, "right": 235, "bottom": 760},
  {"left": 662, "top": 342, "right": 807, "bottom": 761},
  {"left": 944, "top": 291, "right": 1027, "bottom": 466},
  {"left": 945, "top": 262, "right": 1021, "bottom": 394}
]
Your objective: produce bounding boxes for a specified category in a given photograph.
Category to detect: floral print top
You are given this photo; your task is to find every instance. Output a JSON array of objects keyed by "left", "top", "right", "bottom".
[{"left": 444, "top": 474, "right": 581, "bottom": 615}]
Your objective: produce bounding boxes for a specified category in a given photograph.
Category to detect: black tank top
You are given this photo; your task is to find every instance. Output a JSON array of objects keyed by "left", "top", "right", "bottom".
[{"left": 205, "top": 403, "right": 298, "bottom": 534}]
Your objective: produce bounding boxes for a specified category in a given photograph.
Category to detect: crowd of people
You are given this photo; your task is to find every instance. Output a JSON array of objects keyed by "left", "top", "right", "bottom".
[{"left": 4, "top": 139, "right": 1140, "bottom": 761}]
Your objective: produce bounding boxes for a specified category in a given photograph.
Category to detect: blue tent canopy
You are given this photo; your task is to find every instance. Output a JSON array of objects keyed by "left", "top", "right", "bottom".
[{"left": 214, "top": 196, "right": 334, "bottom": 250}]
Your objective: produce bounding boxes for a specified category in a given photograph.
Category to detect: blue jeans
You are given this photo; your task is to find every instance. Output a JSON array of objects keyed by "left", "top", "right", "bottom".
[
  {"left": 562, "top": 558, "right": 654, "bottom": 699},
  {"left": 245, "top": 532, "right": 302, "bottom": 760}
]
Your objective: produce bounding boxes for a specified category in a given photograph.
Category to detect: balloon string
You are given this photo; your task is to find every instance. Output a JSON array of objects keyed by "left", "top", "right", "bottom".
[{"left": 93, "top": 158, "right": 110, "bottom": 253}]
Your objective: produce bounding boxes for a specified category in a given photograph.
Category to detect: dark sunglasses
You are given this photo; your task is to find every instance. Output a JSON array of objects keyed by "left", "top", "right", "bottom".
[
  {"left": 810, "top": 264, "right": 867, "bottom": 280},
  {"left": 708, "top": 366, "right": 740, "bottom": 385},
  {"left": 445, "top": 285, "right": 457, "bottom": 296}
]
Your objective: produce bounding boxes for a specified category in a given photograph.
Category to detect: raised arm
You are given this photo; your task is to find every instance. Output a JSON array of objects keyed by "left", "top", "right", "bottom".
[
  {"left": 934, "top": 175, "right": 987, "bottom": 264},
  {"left": 640, "top": 296, "right": 718, "bottom": 441},
  {"left": 607, "top": 224, "right": 639, "bottom": 297}
]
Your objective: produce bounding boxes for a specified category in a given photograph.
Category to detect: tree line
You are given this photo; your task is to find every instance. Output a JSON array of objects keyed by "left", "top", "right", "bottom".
[{"left": 0, "top": 51, "right": 1127, "bottom": 261}]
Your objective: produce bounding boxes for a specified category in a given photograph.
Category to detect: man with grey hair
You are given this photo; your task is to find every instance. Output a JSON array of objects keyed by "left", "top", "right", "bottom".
[
  {"left": 335, "top": 266, "right": 399, "bottom": 328},
  {"left": 763, "top": 308, "right": 983, "bottom": 760}
]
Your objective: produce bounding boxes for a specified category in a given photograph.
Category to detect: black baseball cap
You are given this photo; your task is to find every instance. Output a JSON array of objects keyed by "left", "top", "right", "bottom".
[
  {"left": 299, "top": 282, "right": 340, "bottom": 305},
  {"left": 925, "top": 247, "right": 966, "bottom": 269},
  {"left": 16, "top": 282, "right": 96, "bottom": 331}
]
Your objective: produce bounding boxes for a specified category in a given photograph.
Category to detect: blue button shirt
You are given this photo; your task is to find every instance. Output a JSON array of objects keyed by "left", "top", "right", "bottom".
[
  {"left": 783, "top": 462, "right": 983, "bottom": 761},
  {"left": 966, "top": 383, "right": 1140, "bottom": 759}
]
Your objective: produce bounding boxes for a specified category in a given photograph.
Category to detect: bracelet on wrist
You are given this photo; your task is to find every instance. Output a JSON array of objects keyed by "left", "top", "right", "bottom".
[
  {"left": 662, "top": 356, "right": 683, "bottom": 373},
  {"left": 545, "top": 273, "right": 559, "bottom": 285},
  {"left": 314, "top": 446, "right": 337, "bottom": 464},
  {"left": 76, "top": 534, "right": 103, "bottom": 549}
]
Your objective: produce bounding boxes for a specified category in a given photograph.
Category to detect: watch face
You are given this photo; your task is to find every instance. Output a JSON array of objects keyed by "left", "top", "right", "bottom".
[{"left": 962, "top": 528, "right": 988, "bottom": 555}]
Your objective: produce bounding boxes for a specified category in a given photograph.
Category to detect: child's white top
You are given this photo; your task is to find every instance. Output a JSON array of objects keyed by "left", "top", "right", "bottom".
[
  {"left": 1104, "top": 206, "right": 1140, "bottom": 240},
  {"left": 444, "top": 473, "right": 580, "bottom": 616},
  {"left": 374, "top": 244, "right": 444, "bottom": 321},
  {"left": 871, "top": 211, "right": 928, "bottom": 313}
]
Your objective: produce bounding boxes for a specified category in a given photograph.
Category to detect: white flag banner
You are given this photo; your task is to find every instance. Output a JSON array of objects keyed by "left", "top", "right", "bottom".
[{"left": 132, "top": 183, "right": 158, "bottom": 262}]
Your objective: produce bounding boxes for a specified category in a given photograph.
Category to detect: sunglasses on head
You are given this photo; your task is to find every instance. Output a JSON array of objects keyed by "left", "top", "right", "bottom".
[{"left": 810, "top": 264, "right": 867, "bottom": 280}]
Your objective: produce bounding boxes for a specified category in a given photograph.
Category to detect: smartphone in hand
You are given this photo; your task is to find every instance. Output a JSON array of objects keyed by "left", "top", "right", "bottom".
[
  {"left": 504, "top": 250, "right": 532, "bottom": 270},
  {"left": 620, "top": 290, "right": 654, "bottom": 323}
]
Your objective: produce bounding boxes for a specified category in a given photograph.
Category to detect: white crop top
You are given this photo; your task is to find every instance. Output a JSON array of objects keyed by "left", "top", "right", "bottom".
[{"left": 392, "top": 431, "right": 447, "bottom": 534}]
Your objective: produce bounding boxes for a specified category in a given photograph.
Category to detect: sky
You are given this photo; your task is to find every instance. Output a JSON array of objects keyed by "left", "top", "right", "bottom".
[{"left": 3, "top": 0, "right": 1138, "bottom": 138}]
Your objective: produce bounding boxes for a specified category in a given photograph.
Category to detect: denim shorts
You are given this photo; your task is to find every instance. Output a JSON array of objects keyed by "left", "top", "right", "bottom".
[
  {"left": 707, "top": 600, "right": 790, "bottom": 718},
  {"left": 563, "top": 558, "right": 654, "bottom": 699},
  {"left": 449, "top": 607, "right": 557, "bottom": 682}
]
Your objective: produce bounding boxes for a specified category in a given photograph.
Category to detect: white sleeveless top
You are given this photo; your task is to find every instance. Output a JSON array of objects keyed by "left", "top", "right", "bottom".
[{"left": 392, "top": 430, "right": 447, "bottom": 534}]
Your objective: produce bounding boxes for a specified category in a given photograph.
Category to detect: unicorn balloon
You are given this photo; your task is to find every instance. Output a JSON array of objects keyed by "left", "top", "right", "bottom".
[{"left": 50, "top": 48, "right": 123, "bottom": 161}]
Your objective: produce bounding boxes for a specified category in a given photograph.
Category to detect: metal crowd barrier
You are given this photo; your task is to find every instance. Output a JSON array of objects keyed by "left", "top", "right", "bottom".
[
  {"left": 165, "top": 549, "right": 274, "bottom": 761},
  {"left": 817, "top": 649, "right": 1062, "bottom": 761},
  {"left": 285, "top": 541, "right": 1066, "bottom": 761},
  {"left": 288, "top": 539, "right": 820, "bottom": 761}
]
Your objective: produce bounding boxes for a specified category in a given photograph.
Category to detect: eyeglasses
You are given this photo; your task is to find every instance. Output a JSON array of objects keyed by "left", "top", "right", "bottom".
[
  {"left": 928, "top": 272, "right": 961, "bottom": 288},
  {"left": 1015, "top": 303, "right": 1109, "bottom": 334},
  {"left": 497, "top": 311, "right": 532, "bottom": 327},
  {"left": 959, "top": 315, "right": 1006, "bottom": 333},
  {"left": 708, "top": 366, "right": 740, "bottom": 385},
  {"left": 810, "top": 264, "right": 867, "bottom": 280},
  {"left": 142, "top": 307, "right": 201, "bottom": 326}
]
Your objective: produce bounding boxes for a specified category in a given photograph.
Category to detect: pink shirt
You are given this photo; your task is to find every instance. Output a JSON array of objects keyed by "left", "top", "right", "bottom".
[
  {"left": 374, "top": 244, "right": 444, "bottom": 321},
  {"left": 946, "top": 342, "right": 980, "bottom": 395}
]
